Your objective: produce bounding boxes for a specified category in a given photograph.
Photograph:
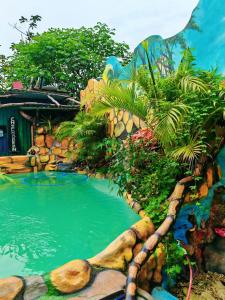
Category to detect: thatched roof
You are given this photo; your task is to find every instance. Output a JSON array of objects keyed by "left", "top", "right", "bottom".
[{"left": 0, "top": 89, "right": 80, "bottom": 111}]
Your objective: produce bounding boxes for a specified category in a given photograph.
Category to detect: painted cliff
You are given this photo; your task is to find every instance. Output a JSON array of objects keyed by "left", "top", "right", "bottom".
[{"left": 104, "top": 0, "right": 225, "bottom": 80}]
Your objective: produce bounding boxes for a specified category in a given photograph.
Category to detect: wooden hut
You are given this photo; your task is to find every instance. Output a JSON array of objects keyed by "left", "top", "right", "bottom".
[{"left": 0, "top": 88, "right": 79, "bottom": 156}]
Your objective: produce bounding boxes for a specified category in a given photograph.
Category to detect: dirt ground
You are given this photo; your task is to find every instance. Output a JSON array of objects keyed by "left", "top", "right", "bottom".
[{"left": 172, "top": 272, "right": 225, "bottom": 300}]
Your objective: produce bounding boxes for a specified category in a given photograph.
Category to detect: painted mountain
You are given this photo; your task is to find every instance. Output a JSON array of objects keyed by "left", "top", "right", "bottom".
[{"left": 105, "top": 0, "right": 225, "bottom": 80}]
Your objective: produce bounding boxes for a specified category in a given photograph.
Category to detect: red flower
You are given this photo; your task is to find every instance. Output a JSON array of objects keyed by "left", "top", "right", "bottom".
[{"left": 131, "top": 128, "right": 157, "bottom": 149}]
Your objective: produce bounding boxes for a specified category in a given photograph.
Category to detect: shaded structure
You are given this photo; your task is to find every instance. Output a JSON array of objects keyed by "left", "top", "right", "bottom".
[{"left": 0, "top": 88, "right": 79, "bottom": 156}]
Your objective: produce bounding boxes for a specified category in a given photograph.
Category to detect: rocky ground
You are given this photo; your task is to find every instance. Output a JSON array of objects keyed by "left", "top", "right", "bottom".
[{"left": 172, "top": 272, "right": 225, "bottom": 300}]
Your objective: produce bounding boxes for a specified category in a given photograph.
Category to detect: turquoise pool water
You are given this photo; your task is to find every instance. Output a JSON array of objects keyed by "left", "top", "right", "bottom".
[{"left": 0, "top": 172, "right": 139, "bottom": 278}]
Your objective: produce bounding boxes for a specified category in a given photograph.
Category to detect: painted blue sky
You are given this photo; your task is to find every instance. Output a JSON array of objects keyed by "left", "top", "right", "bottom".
[{"left": 0, "top": 0, "right": 198, "bottom": 54}]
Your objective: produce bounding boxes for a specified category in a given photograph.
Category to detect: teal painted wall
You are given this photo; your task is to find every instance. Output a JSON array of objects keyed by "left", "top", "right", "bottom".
[
  {"left": 0, "top": 109, "right": 32, "bottom": 156},
  {"left": 105, "top": 0, "right": 225, "bottom": 80}
]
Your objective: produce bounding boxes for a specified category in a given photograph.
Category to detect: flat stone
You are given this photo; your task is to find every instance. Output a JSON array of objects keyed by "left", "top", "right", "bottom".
[
  {"left": 58, "top": 149, "right": 68, "bottom": 158},
  {"left": 70, "top": 270, "right": 126, "bottom": 299},
  {"left": 0, "top": 277, "right": 24, "bottom": 300},
  {"left": 48, "top": 154, "right": 56, "bottom": 164},
  {"left": 11, "top": 155, "right": 28, "bottom": 164},
  {"left": 0, "top": 156, "right": 13, "bottom": 165},
  {"left": 51, "top": 259, "right": 91, "bottom": 294},
  {"left": 24, "top": 276, "right": 48, "bottom": 300},
  {"left": 95, "top": 173, "right": 105, "bottom": 179}
]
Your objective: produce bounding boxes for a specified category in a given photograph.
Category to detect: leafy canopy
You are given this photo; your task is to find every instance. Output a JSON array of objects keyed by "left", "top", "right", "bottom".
[{"left": 6, "top": 22, "right": 130, "bottom": 98}]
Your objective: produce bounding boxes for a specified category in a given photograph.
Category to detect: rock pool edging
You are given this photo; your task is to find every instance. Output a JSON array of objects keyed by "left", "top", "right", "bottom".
[
  {"left": 0, "top": 217, "right": 158, "bottom": 299},
  {"left": 0, "top": 161, "right": 224, "bottom": 299}
]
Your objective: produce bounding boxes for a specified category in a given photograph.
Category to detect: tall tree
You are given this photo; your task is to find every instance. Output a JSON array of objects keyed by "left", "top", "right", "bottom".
[
  {"left": 6, "top": 23, "right": 130, "bottom": 98},
  {"left": 11, "top": 15, "right": 42, "bottom": 42}
]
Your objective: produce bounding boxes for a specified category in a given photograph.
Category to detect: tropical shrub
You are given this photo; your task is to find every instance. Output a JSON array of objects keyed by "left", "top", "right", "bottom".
[
  {"left": 106, "top": 137, "right": 181, "bottom": 226},
  {"left": 56, "top": 111, "right": 107, "bottom": 167}
]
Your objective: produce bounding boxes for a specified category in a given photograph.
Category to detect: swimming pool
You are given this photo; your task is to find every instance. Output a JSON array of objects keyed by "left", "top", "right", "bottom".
[{"left": 0, "top": 172, "right": 139, "bottom": 278}]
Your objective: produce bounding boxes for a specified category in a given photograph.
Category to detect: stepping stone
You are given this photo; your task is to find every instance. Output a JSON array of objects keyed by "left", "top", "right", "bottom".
[{"left": 70, "top": 270, "right": 126, "bottom": 300}]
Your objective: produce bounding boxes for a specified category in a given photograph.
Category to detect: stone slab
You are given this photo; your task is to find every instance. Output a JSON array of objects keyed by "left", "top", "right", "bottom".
[
  {"left": 24, "top": 276, "right": 48, "bottom": 300},
  {"left": 70, "top": 270, "right": 126, "bottom": 300}
]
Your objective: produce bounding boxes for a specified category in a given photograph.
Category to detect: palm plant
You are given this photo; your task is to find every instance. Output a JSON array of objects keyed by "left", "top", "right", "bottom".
[
  {"left": 90, "top": 48, "right": 224, "bottom": 165},
  {"left": 56, "top": 111, "right": 107, "bottom": 164}
]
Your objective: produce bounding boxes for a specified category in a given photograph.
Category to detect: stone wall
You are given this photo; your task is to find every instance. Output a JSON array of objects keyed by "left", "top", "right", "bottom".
[
  {"left": 80, "top": 78, "right": 147, "bottom": 139},
  {"left": 27, "top": 127, "right": 75, "bottom": 172}
]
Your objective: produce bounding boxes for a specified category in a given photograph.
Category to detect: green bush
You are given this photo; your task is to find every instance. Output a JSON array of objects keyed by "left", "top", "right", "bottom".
[{"left": 107, "top": 138, "right": 181, "bottom": 226}]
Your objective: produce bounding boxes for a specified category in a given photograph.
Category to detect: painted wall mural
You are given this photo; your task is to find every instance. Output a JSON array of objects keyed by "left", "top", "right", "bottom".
[
  {"left": 104, "top": 0, "right": 225, "bottom": 81},
  {"left": 80, "top": 79, "right": 147, "bottom": 138}
]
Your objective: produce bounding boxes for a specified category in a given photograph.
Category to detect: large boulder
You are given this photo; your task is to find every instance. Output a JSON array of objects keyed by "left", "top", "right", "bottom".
[
  {"left": 51, "top": 259, "right": 92, "bottom": 294},
  {"left": 0, "top": 277, "right": 24, "bottom": 300}
]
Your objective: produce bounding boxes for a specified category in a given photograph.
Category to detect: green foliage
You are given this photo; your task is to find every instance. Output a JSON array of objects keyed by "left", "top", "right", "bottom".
[
  {"left": 106, "top": 138, "right": 181, "bottom": 226},
  {"left": 163, "top": 235, "right": 187, "bottom": 285},
  {"left": 0, "top": 53, "right": 9, "bottom": 91},
  {"left": 91, "top": 49, "right": 225, "bottom": 166},
  {"left": 42, "top": 274, "right": 61, "bottom": 297},
  {"left": 56, "top": 111, "right": 107, "bottom": 166},
  {"left": 6, "top": 23, "right": 130, "bottom": 98},
  {"left": 91, "top": 81, "right": 149, "bottom": 120}
]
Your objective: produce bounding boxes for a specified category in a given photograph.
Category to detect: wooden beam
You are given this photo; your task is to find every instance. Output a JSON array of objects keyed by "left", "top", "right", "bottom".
[
  {"left": 0, "top": 102, "right": 57, "bottom": 108},
  {"left": 67, "top": 97, "right": 81, "bottom": 105},
  {"left": 47, "top": 95, "right": 60, "bottom": 107},
  {"left": 19, "top": 111, "right": 35, "bottom": 123}
]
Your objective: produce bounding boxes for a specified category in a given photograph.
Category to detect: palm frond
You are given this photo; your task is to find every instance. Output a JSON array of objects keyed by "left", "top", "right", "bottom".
[
  {"left": 91, "top": 84, "right": 148, "bottom": 121},
  {"left": 153, "top": 102, "right": 189, "bottom": 146},
  {"left": 219, "top": 89, "right": 225, "bottom": 99},
  {"left": 56, "top": 111, "right": 106, "bottom": 142},
  {"left": 170, "top": 138, "right": 205, "bottom": 164},
  {"left": 177, "top": 48, "right": 195, "bottom": 75},
  {"left": 180, "top": 75, "right": 209, "bottom": 93}
]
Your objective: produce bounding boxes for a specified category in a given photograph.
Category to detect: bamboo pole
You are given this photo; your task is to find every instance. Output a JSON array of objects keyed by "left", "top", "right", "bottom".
[{"left": 125, "top": 159, "right": 205, "bottom": 299}]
